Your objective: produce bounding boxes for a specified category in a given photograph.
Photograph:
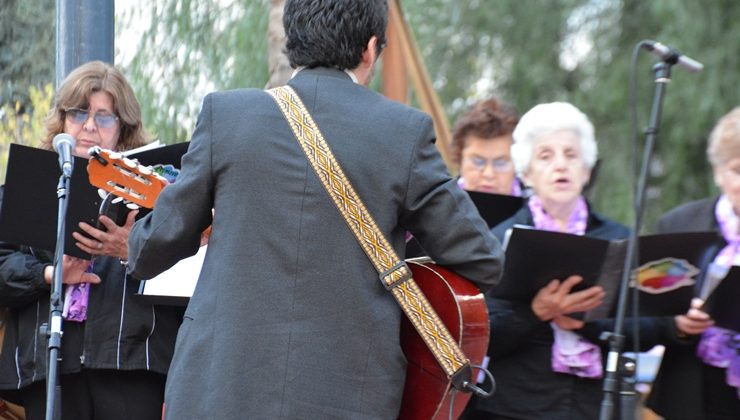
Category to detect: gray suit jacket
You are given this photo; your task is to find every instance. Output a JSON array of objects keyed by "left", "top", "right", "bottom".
[{"left": 128, "top": 67, "right": 503, "bottom": 419}]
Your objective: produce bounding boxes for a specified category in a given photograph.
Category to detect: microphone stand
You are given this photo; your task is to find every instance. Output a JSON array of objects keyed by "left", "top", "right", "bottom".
[
  {"left": 599, "top": 61, "right": 673, "bottom": 420},
  {"left": 44, "top": 166, "right": 73, "bottom": 420}
]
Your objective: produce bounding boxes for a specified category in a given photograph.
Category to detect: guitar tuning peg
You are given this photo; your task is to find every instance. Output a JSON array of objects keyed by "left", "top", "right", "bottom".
[
  {"left": 98, "top": 189, "right": 108, "bottom": 199},
  {"left": 126, "top": 202, "right": 140, "bottom": 210},
  {"left": 112, "top": 196, "right": 124, "bottom": 204},
  {"left": 122, "top": 157, "right": 137, "bottom": 168}
]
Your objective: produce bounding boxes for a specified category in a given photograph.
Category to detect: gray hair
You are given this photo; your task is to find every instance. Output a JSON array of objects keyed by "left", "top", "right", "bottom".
[
  {"left": 510, "top": 102, "right": 598, "bottom": 177},
  {"left": 706, "top": 106, "right": 740, "bottom": 167}
]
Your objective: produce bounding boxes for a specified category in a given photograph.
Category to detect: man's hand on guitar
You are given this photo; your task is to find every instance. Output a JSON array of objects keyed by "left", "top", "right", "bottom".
[{"left": 73, "top": 209, "right": 139, "bottom": 260}]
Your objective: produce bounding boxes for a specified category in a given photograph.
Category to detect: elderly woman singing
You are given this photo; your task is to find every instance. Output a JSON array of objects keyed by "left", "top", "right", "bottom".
[{"left": 463, "top": 102, "right": 689, "bottom": 420}]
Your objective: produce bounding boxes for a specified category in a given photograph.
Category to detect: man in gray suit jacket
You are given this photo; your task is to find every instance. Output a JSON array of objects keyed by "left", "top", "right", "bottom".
[{"left": 127, "top": 0, "right": 503, "bottom": 418}]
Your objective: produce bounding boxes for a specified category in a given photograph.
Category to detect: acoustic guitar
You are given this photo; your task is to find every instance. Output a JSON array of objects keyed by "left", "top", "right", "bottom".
[
  {"left": 87, "top": 147, "right": 211, "bottom": 241},
  {"left": 86, "top": 148, "right": 491, "bottom": 418},
  {"left": 401, "top": 260, "right": 490, "bottom": 419}
]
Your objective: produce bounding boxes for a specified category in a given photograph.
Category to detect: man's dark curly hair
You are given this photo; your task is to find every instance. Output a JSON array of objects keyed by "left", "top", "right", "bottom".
[{"left": 284, "top": 0, "right": 388, "bottom": 70}]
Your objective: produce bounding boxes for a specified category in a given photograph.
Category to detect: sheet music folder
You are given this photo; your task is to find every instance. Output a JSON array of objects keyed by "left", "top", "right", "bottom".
[
  {"left": 490, "top": 226, "right": 627, "bottom": 321},
  {"left": 639, "top": 236, "right": 737, "bottom": 331},
  {"left": 136, "top": 245, "right": 205, "bottom": 307},
  {"left": 465, "top": 191, "right": 524, "bottom": 228},
  {"left": 489, "top": 228, "right": 719, "bottom": 321},
  {"left": 701, "top": 266, "right": 740, "bottom": 332},
  {"left": 405, "top": 190, "right": 524, "bottom": 258},
  {"left": 0, "top": 142, "right": 188, "bottom": 259},
  {"left": 633, "top": 231, "right": 720, "bottom": 317}
]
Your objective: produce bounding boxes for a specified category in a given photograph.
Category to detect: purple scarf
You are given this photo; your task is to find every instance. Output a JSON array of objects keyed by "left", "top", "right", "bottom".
[
  {"left": 62, "top": 262, "right": 94, "bottom": 322},
  {"left": 528, "top": 195, "right": 603, "bottom": 378},
  {"left": 697, "top": 328, "right": 740, "bottom": 396},
  {"left": 714, "top": 195, "right": 740, "bottom": 266},
  {"left": 698, "top": 195, "right": 740, "bottom": 396}
]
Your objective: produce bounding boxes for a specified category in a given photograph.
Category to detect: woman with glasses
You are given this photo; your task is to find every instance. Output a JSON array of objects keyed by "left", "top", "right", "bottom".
[
  {"left": 0, "top": 61, "right": 180, "bottom": 420},
  {"left": 646, "top": 107, "right": 740, "bottom": 420},
  {"left": 451, "top": 97, "right": 521, "bottom": 196},
  {"left": 406, "top": 96, "right": 521, "bottom": 258},
  {"left": 463, "top": 102, "right": 684, "bottom": 419}
]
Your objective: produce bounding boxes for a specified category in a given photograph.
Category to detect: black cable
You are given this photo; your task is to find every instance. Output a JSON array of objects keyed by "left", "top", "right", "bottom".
[
  {"left": 447, "top": 363, "right": 496, "bottom": 420},
  {"left": 464, "top": 363, "right": 496, "bottom": 398}
]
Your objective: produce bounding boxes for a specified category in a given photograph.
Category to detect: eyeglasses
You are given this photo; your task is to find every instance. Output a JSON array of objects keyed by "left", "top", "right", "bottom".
[
  {"left": 463, "top": 156, "right": 513, "bottom": 173},
  {"left": 64, "top": 107, "right": 120, "bottom": 129}
]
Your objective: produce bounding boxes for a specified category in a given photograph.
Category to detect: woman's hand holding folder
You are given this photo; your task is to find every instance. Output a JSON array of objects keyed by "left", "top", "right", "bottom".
[
  {"left": 674, "top": 297, "right": 714, "bottom": 337},
  {"left": 43, "top": 255, "right": 101, "bottom": 285},
  {"left": 530, "top": 275, "right": 605, "bottom": 325}
]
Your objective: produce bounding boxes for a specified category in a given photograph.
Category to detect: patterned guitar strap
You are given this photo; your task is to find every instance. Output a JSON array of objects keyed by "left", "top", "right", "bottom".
[{"left": 267, "top": 85, "right": 476, "bottom": 391}]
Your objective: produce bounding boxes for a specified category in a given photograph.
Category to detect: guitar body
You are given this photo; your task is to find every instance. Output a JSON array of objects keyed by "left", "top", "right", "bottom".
[{"left": 399, "top": 260, "right": 490, "bottom": 420}]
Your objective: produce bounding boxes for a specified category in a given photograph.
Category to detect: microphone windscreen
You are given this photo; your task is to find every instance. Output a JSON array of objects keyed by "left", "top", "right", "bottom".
[{"left": 52, "top": 133, "right": 76, "bottom": 152}]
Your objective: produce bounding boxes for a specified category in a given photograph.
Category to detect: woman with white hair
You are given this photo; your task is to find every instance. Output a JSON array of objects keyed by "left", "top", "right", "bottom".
[
  {"left": 646, "top": 107, "right": 740, "bottom": 420},
  {"left": 463, "top": 102, "right": 686, "bottom": 419}
]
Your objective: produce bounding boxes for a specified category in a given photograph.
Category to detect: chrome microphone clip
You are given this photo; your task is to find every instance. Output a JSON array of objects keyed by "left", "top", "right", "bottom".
[{"left": 642, "top": 40, "right": 704, "bottom": 73}]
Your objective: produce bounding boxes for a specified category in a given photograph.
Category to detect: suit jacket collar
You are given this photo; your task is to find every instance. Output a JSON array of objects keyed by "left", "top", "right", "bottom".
[{"left": 291, "top": 66, "right": 354, "bottom": 83}]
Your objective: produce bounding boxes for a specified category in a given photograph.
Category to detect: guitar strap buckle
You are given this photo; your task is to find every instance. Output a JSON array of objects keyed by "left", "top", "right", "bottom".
[
  {"left": 379, "top": 261, "right": 412, "bottom": 290},
  {"left": 378, "top": 260, "right": 412, "bottom": 290}
]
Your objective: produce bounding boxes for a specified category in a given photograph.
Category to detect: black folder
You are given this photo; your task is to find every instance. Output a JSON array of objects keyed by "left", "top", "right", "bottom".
[
  {"left": 488, "top": 229, "right": 719, "bottom": 321},
  {"left": 701, "top": 265, "right": 740, "bottom": 331},
  {"left": 405, "top": 190, "right": 524, "bottom": 258},
  {"left": 489, "top": 226, "right": 627, "bottom": 321},
  {"left": 633, "top": 231, "right": 720, "bottom": 317},
  {"left": 465, "top": 191, "right": 525, "bottom": 228},
  {"left": 0, "top": 142, "right": 188, "bottom": 259}
]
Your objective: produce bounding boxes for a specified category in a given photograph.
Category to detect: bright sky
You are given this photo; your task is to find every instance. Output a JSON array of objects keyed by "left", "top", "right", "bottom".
[{"left": 114, "top": 0, "right": 149, "bottom": 66}]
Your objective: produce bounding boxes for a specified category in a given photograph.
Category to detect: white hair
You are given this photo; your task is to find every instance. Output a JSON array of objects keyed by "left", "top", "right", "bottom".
[{"left": 510, "top": 102, "right": 598, "bottom": 178}]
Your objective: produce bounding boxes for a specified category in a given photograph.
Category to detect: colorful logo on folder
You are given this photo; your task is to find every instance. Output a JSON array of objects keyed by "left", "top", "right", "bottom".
[{"left": 635, "top": 257, "right": 699, "bottom": 294}]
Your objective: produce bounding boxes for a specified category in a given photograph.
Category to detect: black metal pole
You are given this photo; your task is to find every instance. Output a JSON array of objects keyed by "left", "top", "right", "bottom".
[
  {"left": 599, "top": 61, "right": 672, "bottom": 420},
  {"left": 55, "top": 0, "right": 115, "bottom": 86},
  {"left": 45, "top": 173, "right": 72, "bottom": 420},
  {"left": 48, "top": 2, "right": 114, "bottom": 417}
]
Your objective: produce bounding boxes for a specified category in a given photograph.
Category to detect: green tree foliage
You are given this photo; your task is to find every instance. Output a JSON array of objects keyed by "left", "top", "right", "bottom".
[
  {"left": 117, "top": 0, "right": 270, "bottom": 144},
  {"left": 0, "top": 0, "right": 55, "bottom": 109},
  {"left": 2, "top": 1, "right": 738, "bottom": 229},
  {"left": 0, "top": 0, "right": 54, "bottom": 184},
  {"left": 400, "top": 0, "right": 739, "bottom": 229},
  {"left": 0, "top": 84, "right": 54, "bottom": 183}
]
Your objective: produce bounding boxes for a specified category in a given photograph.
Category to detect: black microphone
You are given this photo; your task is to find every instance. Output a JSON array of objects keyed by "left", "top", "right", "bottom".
[
  {"left": 642, "top": 40, "right": 703, "bottom": 73},
  {"left": 52, "top": 133, "right": 76, "bottom": 177}
]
